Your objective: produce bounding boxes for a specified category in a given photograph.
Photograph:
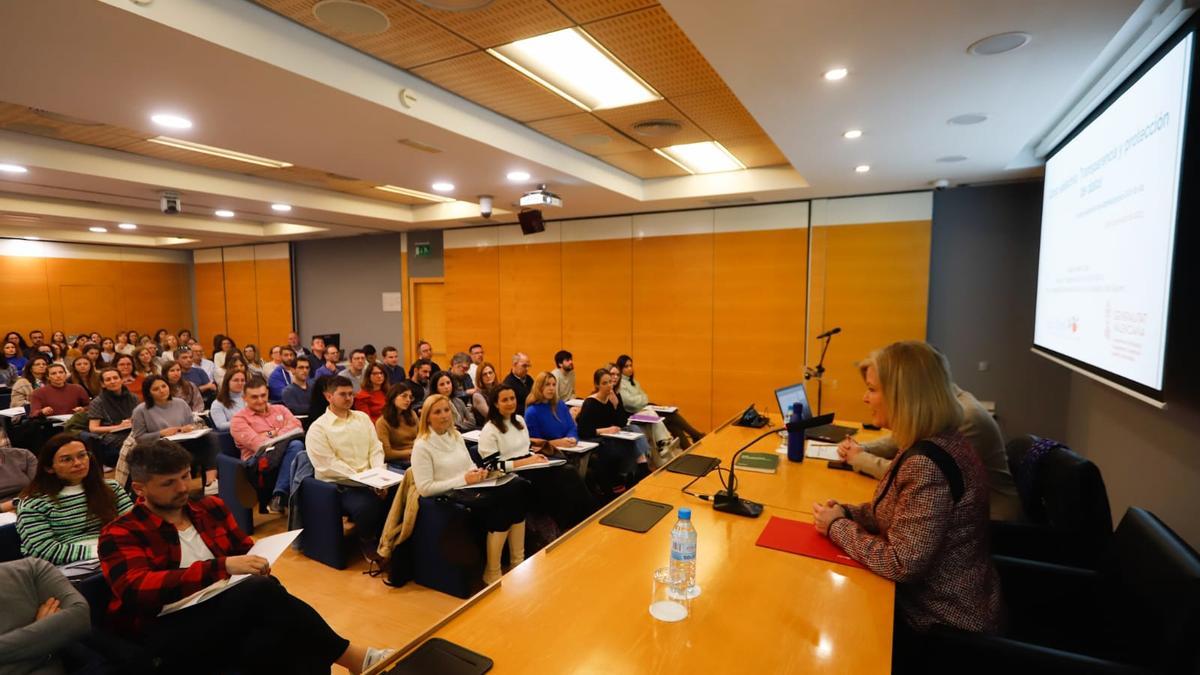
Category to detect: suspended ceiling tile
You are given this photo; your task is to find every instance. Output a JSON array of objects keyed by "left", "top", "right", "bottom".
[
  {"left": 412, "top": 51, "right": 583, "bottom": 122},
  {"left": 584, "top": 5, "right": 726, "bottom": 98},
  {"left": 526, "top": 113, "right": 645, "bottom": 155},
  {"left": 402, "top": 0, "right": 573, "bottom": 48},
  {"left": 599, "top": 149, "right": 689, "bottom": 178},
  {"left": 671, "top": 85, "right": 767, "bottom": 140},
  {"left": 720, "top": 134, "right": 791, "bottom": 169},
  {"left": 593, "top": 99, "right": 709, "bottom": 148},
  {"left": 552, "top": 0, "right": 659, "bottom": 23},
  {"left": 253, "top": 0, "right": 476, "bottom": 69}
]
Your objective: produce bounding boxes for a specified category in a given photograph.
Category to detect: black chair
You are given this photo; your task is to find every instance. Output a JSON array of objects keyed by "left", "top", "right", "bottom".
[
  {"left": 991, "top": 435, "right": 1113, "bottom": 568},
  {"left": 925, "top": 508, "right": 1200, "bottom": 674},
  {"left": 0, "top": 522, "right": 21, "bottom": 562},
  {"left": 389, "top": 496, "right": 485, "bottom": 599}
]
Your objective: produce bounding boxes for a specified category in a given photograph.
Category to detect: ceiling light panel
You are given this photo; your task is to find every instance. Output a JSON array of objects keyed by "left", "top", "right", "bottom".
[
  {"left": 0, "top": 164, "right": 28, "bottom": 174},
  {"left": 488, "top": 28, "right": 661, "bottom": 111},
  {"left": 653, "top": 141, "right": 745, "bottom": 174},
  {"left": 374, "top": 185, "right": 457, "bottom": 203},
  {"left": 147, "top": 136, "right": 293, "bottom": 168}
]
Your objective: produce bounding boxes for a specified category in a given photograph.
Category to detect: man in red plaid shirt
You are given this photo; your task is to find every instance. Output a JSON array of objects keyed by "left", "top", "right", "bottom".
[{"left": 99, "top": 440, "right": 392, "bottom": 674}]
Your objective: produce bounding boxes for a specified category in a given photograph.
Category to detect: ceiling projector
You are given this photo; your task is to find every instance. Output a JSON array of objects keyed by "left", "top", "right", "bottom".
[{"left": 519, "top": 184, "right": 562, "bottom": 208}]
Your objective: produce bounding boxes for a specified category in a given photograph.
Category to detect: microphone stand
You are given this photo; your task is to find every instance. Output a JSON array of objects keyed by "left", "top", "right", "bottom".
[
  {"left": 712, "top": 427, "right": 779, "bottom": 518},
  {"left": 804, "top": 332, "right": 837, "bottom": 416}
]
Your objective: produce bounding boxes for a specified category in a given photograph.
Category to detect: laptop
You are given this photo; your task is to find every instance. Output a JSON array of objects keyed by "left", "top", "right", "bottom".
[{"left": 774, "top": 382, "right": 858, "bottom": 443}]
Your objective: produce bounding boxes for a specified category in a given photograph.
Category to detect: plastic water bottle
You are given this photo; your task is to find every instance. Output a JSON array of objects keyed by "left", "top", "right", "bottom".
[
  {"left": 787, "top": 402, "right": 805, "bottom": 462},
  {"left": 669, "top": 507, "right": 699, "bottom": 599}
]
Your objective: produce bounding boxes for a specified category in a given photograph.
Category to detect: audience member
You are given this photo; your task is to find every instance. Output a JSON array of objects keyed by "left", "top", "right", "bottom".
[
  {"left": 338, "top": 349, "right": 368, "bottom": 394},
  {"left": 525, "top": 371, "right": 579, "bottom": 451},
  {"left": 0, "top": 446, "right": 37, "bottom": 514},
  {"left": 133, "top": 375, "right": 218, "bottom": 493},
  {"left": 503, "top": 352, "right": 534, "bottom": 416},
  {"left": 17, "top": 434, "right": 133, "bottom": 563},
  {"left": 448, "top": 352, "right": 474, "bottom": 397},
  {"left": 304, "top": 335, "right": 325, "bottom": 372},
  {"left": 577, "top": 368, "right": 651, "bottom": 463},
  {"left": 551, "top": 350, "right": 576, "bottom": 402},
  {"left": 362, "top": 344, "right": 377, "bottom": 365},
  {"left": 414, "top": 340, "right": 441, "bottom": 373},
  {"left": 115, "top": 331, "right": 134, "bottom": 356},
  {"left": 10, "top": 354, "right": 50, "bottom": 408},
  {"left": 189, "top": 343, "right": 217, "bottom": 386},
  {"left": 243, "top": 343, "right": 265, "bottom": 377},
  {"left": 406, "top": 358, "right": 433, "bottom": 410},
  {"left": 82, "top": 343, "right": 102, "bottom": 367},
  {"left": 467, "top": 343, "right": 484, "bottom": 383},
  {"left": 0, "top": 557, "right": 91, "bottom": 675},
  {"left": 0, "top": 347, "right": 18, "bottom": 387},
  {"left": 409, "top": 394, "right": 529, "bottom": 584},
  {"left": 113, "top": 353, "right": 137, "bottom": 395},
  {"left": 307, "top": 375, "right": 332, "bottom": 423},
  {"left": 230, "top": 377, "right": 304, "bottom": 514},
  {"left": 267, "top": 347, "right": 297, "bottom": 402},
  {"left": 100, "top": 337, "right": 118, "bottom": 364},
  {"left": 315, "top": 345, "right": 342, "bottom": 379},
  {"left": 69, "top": 354, "right": 101, "bottom": 397},
  {"left": 380, "top": 346, "right": 405, "bottom": 385},
  {"left": 353, "top": 362, "right": 389, "bottom": 422},
  {"left": 431, "top": 370, "right": 475, "bottom": 432},
  {"left": 87, "top": 367, "right": 138, "bottom": 466},
  {"left": 209, "top": 369, "right": 247, "bottom": 431},
  {"left": 305, "top": 376, "right": 390, "bottom": 560},
  {"left": 30, "top": 363, "right": 90, "bottom": 418},
  {"left": 3, "top": 341, "right": 26, "bottom": 374},
  {"left": 814, "top": 341, "right": 1001, "bottom": 651},
  {"left": 163, "top": 361, "right": 204, "bottom": 413},
  {"left": 375, "top": 382, "right": 418, "bottom": 466},
  {"left": 99, "top": 440, "right": 392, "bottom": 673},
  {"left": 178, "top": 347, "right": 216, "bottom": 399},
  {"left": 616, "top": 355, "right": 704, "bottom": 449},
  {"left": 212, "top": 335, "right": 236, "bottom": 370},
  {"left": 282, "top": 359, "right": 313, "bottom": 416},
  {"left": 471, "top": 361, "right": 499, "bottom": 421},
  {"left": 262, "top": 344, "right": 283, "bottom": 380}
]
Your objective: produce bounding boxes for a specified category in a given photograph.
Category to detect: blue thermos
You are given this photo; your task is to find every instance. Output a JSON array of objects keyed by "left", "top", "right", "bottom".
[{"left": 787, "top": 402, "right": 805, "bottom": 462}]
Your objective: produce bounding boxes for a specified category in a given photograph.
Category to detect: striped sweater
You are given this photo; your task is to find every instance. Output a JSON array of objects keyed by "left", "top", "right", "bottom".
[{"left": 16, "top": 480, "right": 134, "bottom": 564}]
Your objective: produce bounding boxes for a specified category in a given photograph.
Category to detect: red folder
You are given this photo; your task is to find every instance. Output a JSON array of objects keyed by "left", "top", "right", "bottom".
[{"left": 755, "top": 516, "right": 865, "bottom": 569}]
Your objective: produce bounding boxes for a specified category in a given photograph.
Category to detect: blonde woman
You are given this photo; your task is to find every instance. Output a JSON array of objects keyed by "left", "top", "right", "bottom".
[
  {"left": 813, "top": 341, "right": 1001, "bottom": 653},
  {"left": 409, "top": 393, "right": 529, "bottom": 584}
]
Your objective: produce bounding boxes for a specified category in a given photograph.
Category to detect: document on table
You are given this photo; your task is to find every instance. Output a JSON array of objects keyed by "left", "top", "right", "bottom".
[
  {"left": 159, "top": 529, "right": 302, "bottom": 616},
  {"left": 0, "top": 407, "right": 25, "bottom": 418},
  {"left": 257, "top": 426, "right": 304, "bottom": 451},
  {"left": 48, "top": 414, "right": 73, "bottom": 423},
  {"left": 510, "top": 458, "right": 567, "bottom": 471},
  {"left": 351, "top": 468, "right": 404, "bottom": 489},
  {"left": 645, "top": 405, "right": 677, "bottom": 414},
  {"left": 601, "top": 430, "right": 643, "bottom": 441},
  {"left": 167, "top": 428, "right": 211, "bottom": 442},
  {"left": 629, "top": 411, "right": 662, "bottom": 424},
  {"left": 564, "top": 398, "right": 585, "bottom": 408},
  {"left": 0, "top": 511, "right": 16, "bottom": 526},
  {"left": 557, "top": 441, "right": 598, "bottom": 454},
  {"left": 455, "top": 473, "right": 517, "bottom": 490},
  {"left": 805, "top": 441, "right": 841, "bottom": 461},
  {"left": 461, "top": 429, "right": 482, "bottom": 443}
]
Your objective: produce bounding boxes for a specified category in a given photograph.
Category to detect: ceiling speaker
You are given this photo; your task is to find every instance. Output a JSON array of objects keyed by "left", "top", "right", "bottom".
[
  {"left": 518, "top": 209, "right": 545, "bottom": 236},
  {"left": 313, "top": 1, "right": 390, "bottom": 35}
]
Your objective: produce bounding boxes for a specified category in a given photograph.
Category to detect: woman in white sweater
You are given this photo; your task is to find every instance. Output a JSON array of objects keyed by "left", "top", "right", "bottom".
[
  {"left": 476, "top": 385, "right": 594, "bottom": 533},
  {"left": 410, "top": 394, "right": 530, "bottom": 584}
]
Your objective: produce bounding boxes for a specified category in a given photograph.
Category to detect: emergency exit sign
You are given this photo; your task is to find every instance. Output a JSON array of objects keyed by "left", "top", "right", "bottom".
[{"left": 415, "top": 242, "right": 431, "bottom": 257}]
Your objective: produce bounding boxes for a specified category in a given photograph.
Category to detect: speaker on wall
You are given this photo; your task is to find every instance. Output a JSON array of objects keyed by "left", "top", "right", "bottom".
[{"left": 518, "top": 209, "right": 545, "bottom": 235}]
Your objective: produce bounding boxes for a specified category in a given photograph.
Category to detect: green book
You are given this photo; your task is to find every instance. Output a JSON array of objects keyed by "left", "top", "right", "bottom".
[{"left": 735, "top": 451, "right": 780, "bottom": 474}]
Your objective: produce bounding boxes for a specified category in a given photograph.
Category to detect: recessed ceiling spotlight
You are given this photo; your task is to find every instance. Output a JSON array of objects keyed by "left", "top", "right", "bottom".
[
  {"left": 948, "top": 113, "right": 988, "bottom": 126},
  {"left": 0, "top": 163, "right": 29, "bottom": 174},
  {"left": 843, "top": 129, "right": 863, "bottom": 139},
  {"left": 506, "top": 171, "right": 531, "bottom": 182},
  {"left": 150, "top": 113, "right": 193, "bottom": 130},
  {"left": 89, "top": 226, "right": 108, "bottom": 233},
  {"left": 118, "top": 223, "right": 138, "bottom": 230},
  {"left": 968, "top": 32, "right": 1032, "bottom": 56},
  {"left": 823, "top": 68, "right": 848, "bottom": 81},
  {"left": 855, "top": 164, "right": 871, "bottom": 173},
  {"left": 431, "top": 182, "right": 455, "bottom": 192},
  {"left": 214, "top": 209, "right": 235, "bottom": 218},
  {"left": 937, "top": 155, "right": 968, "bottom": 163},
  {"left": 271, "top": 203, "right": 292, "bottom": 212}
]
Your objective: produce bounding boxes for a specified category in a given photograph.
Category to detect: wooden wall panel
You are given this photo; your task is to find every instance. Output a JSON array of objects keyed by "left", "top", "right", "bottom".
[
  {"left": 0, "top": 256, "right": 52, "bottom": 337},
  {"left": 194, "top": 261, "right": 228, "bottom": 352},
  {"left": 631, "top": 234, "right": 714, "bottom": 432},
  {"left": 561, "top": 239, "right": 633, "bottom": 380},
  {"left": 807, "top": 220, "right": 932, "bottom": 419},
  {"left": 254, "top": 258, "right": 294, "bottom": 351},
  {"left": 118, "top": 262, "right": 191, "bottom": 339},
  {"left": 223, "top": 260, "right": 261, "bottom": 350},
  {"left": 444, "top": 247, "right": 500, "bottom": 360},
  {"left": 498, "top": 242, "right": 562, "bottom": 373},
  {"left": 59, "top": 285, "right": 118, "bottom": 338},
  {"left": 712, "top": 228, "right": 808, "bottom": 423}
]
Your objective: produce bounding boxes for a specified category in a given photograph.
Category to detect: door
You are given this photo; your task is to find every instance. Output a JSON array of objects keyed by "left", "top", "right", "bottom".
[{"left": 410, "top": 278, "right": 446, "bottom": 367}]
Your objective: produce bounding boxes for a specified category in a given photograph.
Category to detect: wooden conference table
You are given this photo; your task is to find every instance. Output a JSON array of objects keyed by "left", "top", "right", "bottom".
[{"left": 370, "top": 414, "right": 894, "bottom": 674}]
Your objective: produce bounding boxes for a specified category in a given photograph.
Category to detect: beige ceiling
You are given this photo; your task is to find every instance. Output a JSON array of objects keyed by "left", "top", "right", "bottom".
[{"left": 252, "top": 0, "right": 790, "bottom": 178}]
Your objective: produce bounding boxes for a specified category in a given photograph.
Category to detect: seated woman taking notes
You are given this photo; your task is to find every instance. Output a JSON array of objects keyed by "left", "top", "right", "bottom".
[
  {"left": 132, "top": 375, "right": 219, "bottom": 493},
  {"left": 410, "top": 394, "right": 530, "bottom": 585},
  {"left": 523, "top": 371, "right": 580, "bottom": 451},
  {"left": 813, "top": 341, "right": 1001, "bottom": 663}
]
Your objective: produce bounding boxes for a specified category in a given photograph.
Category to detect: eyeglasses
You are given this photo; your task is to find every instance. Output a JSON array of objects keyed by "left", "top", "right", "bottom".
[{"left": 55, "top": 451, "right": 90, "bottom": 466}]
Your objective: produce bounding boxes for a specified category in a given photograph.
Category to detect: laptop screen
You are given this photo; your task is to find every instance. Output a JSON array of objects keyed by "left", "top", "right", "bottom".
[{"left": 775, "top": 382, "right": 812, "bottom": 421}]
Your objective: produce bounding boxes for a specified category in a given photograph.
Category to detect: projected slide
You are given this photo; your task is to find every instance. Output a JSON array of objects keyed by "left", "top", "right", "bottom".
[{"left": 1036, "top": 33, "right": 1193, "bottom": 391}]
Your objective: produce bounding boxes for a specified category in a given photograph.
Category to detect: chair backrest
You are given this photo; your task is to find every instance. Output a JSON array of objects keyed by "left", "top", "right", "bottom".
[
  {"left": 1103, "top": 507, "right": 1200, "bottom": 673},
  {"left": 1008, "top": 435, "right": 1113, "bottom": 566},
  {"left": 216, "top": 430, "right": 240, "bottom": 459}
]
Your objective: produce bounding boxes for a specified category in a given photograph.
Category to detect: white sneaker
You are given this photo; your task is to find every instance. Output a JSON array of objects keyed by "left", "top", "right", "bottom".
[
  {"left": 204, "top": 479, "right": 219, "bottom": 496},
  {"left": 362, "top": 647, "right": 395, "bottom": 672}
]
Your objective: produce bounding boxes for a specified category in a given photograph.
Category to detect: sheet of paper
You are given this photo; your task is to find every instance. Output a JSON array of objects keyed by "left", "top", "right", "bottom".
[
  {"left": 646, "top": 405, "right": 677, "bottom": 414},
  {"left": 629, "top": 412, "right": 662, "bottom": 424},
  {"left": 510, "top": 458, "right": 567, "bottom": 471},
  {"left": 461, "top": 429, "right": 482, "bottom": 443},
  {"left": 167, "top": 428, "right": 211, "bottom": 442},
  {"left": 351, "top": 468, "right": 404, "bottom": 489},
  {"left": 48, "top": 414, "right": 73, "bottom": 423},
  {"left": 557, "top": 440, "right": 598, "bottom": 454},
  {"left": 0, "top": 407, "right": 25, "bottom": 418},
  {"left": 455, "top": 473, "right": 517, "bottom": 490},
  {"left": 602, "top": 430, "right": 643, "bottom": 441},
  {"left": 564, "top": 398, "right": 585, "bottom": 408},
  {"left": 0, "top": 511, "right": 16, "bottom": 526},
  {"left": 259, "top": 426, "right": 303, "bottom": 451},
  {"left": 160, "top": 530, "right": 302, "bottom": 616},
  {"left": 805, "top": 441, "right": 841, "bottom": 461}
]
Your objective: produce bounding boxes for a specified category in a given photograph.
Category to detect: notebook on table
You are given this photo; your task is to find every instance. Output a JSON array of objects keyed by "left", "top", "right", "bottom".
[
  {"left": 384, "top": 638, "right": 492, "bottom": 674},
  {"left": 666, "top": 453, "right": 720, "bottom": 477},
  {"left": 755, "top": 516, "right": 864, "bottom": 569},
  {"left": 599, "top": 498, "right": 673, "bottom": 533}
]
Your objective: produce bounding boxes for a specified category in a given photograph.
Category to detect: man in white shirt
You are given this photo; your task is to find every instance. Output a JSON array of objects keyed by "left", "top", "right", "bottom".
[
  {"left": 337, "top": 349, "right": 367, "bottom": 394},
  {"left": 467, "top": 343, "right": 484, "bottom": 384},
  {"left": 304, "top": 376, "right": 389, "bottom": 559},
  {"left": 188, "top": 344, "right": 217, "bottom": 385}
]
